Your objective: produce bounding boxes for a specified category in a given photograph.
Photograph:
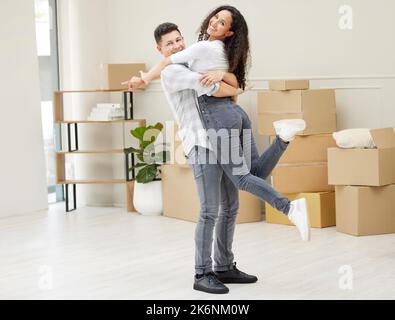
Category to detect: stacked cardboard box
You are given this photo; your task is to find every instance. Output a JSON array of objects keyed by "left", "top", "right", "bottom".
[
  {"left": 269, "top": 134, "right": 336, "bottom": 193},
  {"left": 162, "top": 165, "right": 263, "bottom": 223},
  {"left": 265, "top": 191, "right": 335, "bottom": 228},
  {"left": 162, "top": 124, "right": 262, "bottom": 223},
  {"left": 328, "top": 127, "right": 395, "bottom": 236},
  {"left": 257, "top": 85, "right": 337, "bottom": 136},
  {"left": 258, "top": 80, "right": 337, "bottom": 228}
]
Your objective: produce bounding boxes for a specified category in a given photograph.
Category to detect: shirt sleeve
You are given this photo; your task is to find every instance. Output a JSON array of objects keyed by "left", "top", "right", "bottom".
[
  {"left": 161, "top": 64, "right": 219, "bottom": 97},
  {"left": 170, "top": 41, "right": 209, "bottom": 64}
]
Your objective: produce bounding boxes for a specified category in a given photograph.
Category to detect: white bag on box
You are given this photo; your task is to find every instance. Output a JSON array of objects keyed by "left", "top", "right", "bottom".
[{"left": 332, "top": 128, "right": 376, "bottom": 149}]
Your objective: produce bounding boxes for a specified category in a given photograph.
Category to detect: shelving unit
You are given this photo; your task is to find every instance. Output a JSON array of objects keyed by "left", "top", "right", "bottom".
[{"left": 54, "top": 89, "right": 145, "bottom": 212}]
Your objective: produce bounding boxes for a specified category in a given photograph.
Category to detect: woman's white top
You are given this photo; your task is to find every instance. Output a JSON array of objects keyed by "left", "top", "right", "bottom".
[{"left": 170, "top": 40, "right": 229, "bottom": 72}]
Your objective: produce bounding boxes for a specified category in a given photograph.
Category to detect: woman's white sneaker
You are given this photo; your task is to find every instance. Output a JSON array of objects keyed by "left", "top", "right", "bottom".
[
  {"left": 273, "top": 119, "right": 306, "bottom": 142},
  {"left": 288, "top": 198, "right": 311, "bottom": 241}
]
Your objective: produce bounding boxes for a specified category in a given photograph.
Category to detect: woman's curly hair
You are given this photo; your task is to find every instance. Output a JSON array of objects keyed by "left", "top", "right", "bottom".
[{"left": 198, "top": 5, "right": 251, "bottom": 90}]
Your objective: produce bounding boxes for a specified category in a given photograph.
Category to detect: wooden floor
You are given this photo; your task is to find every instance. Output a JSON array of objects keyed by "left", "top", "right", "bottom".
[{"left": 0, "top": 203, "right": 394, "bottom": 300}]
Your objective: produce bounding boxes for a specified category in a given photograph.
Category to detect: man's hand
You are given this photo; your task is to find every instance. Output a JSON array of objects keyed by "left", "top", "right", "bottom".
[{"left": 200, "top": 71, "right": 226, "bottom": 87}]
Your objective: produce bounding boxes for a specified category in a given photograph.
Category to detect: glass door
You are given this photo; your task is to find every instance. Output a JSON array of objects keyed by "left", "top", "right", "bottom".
[{"left": 35, "top": 0, "right": 63, "bottom": 203}]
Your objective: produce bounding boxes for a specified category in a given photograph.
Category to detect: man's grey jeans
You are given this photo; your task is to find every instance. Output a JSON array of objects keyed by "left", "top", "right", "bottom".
[{"left": 186, "top": 95, "right": 290, "bottom": 275}]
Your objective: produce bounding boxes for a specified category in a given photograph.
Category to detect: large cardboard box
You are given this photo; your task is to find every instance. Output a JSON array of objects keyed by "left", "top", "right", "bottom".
[
  {"left": 271, "top": 162, "right": 334, "bottom": 193},
  {"left": 99, "top": 63, "right": 145, "bottom": 90},
  {"left": 268, "top": 80, "right": 309, "bottom": 91},
  {"left": 162, "top": 165, "right": 262, "bottom": 223},
  {"left": 257, "top": 89, "right": 337, "bottom": 135},
  {"left": 269, "top": 134, "right": 336, "bottom": 164},
  {"left": 328, "top": 128, "right": 395, "bottom": 186},
  {"left": 265, "top": 191, "right": 335, "bottom": 228},
  {"left": 335, "top": 185, "right": 395, "bottom": 236}
]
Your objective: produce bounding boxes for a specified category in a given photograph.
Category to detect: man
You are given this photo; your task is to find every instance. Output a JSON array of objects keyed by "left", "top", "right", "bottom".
[{"left": 127, "top": 22, "right": 259, "bottom": 294}]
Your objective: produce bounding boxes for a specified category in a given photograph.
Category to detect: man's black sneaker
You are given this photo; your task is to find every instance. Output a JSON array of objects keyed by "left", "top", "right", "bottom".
[
  {"left": 215, "top": 262, "right": 258, "bottom": 284},
  {"left": 193, "top": 272, "right": 229, "bottom": 294}
]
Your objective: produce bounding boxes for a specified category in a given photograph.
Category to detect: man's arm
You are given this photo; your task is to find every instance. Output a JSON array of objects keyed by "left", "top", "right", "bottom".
[{"left": 161, "top": 64, "right": 238, "bottom": 98}]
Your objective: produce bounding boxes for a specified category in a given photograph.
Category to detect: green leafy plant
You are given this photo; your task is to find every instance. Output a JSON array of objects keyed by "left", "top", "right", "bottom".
[{"left": 124, "top": 122, "right": 169, "bottom": 184}]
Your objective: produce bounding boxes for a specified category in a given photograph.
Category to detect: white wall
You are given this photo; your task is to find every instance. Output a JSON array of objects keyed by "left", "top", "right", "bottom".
[
  {"left": 0, "top": 0, "right": 48, "bottom": 218},
  {"left": 108, "top": 0, "right": 395, "bottom": 78},
  {"left": 58, "top": 0, "right": 395, "bottom": 207}
]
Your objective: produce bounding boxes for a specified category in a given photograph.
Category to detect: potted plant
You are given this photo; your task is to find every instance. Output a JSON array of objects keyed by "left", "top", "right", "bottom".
[{"left": 124, "top": 122, "right": 169, "bottom": 215}]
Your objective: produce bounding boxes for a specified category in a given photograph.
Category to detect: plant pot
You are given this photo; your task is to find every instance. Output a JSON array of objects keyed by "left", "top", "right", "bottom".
[{"left": 133, "top": 180, "right": 163, "bottom": 215}]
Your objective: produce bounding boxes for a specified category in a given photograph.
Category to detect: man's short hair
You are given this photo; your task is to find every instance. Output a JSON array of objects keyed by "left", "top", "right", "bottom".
[{"left": 154, "top": 22, "right": 181, "bottom": 44}]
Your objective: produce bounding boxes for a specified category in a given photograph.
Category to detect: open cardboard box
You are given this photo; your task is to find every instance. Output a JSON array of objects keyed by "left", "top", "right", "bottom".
[{"left": 328, "top": 128, "right": 395, "bottom": 186}]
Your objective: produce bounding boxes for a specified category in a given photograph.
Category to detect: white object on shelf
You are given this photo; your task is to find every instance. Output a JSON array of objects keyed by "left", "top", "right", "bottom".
[
  {"left": 133, "top": 180, "right": 163, "bottom": 216},
  {"left": 96, "top": 103, "right": 121, "bottom": 109},
  {"left": 88, "top": 103, "right": 124, "bottom": 121},
  {"left": 87, "top": 115, "right": 124, "bottom": 121}
]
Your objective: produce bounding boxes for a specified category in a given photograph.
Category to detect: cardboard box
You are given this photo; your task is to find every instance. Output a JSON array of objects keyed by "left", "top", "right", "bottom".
[
  {"left": 257, "top": 89, "right": 337, "bottom": 135},
  {"left": 271, "top": 162, "right": 334, "bottom": 193},
  {"left": 268, "top": 80, "right": 309, "bottom": 91},
  {"left": 328, "top": 128, "right": 395, "bottom": 186},
  {"left": 335, "top": 185, "right": 395, "bottom": 236},
  {"left": 269, "top": 134, "right": 336, "bottom": 164},
  {"left": 99, "top": 63, "right": 145, "bottom": 90},
  {"left": 162, "top": 164, "right": 262, "bottom": 223},
  {"left": 265, "top": 191, "right": 335, "bottom": 228}
]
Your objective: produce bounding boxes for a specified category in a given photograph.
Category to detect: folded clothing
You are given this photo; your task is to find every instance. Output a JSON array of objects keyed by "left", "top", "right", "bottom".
[{"left": 332, "top": 128, "right": 376, "bottom": 149}]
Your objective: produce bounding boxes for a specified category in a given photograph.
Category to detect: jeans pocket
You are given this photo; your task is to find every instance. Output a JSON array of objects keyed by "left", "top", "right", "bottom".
[{"left": 208, "top": 106, "right": 239, "bottom": 129}]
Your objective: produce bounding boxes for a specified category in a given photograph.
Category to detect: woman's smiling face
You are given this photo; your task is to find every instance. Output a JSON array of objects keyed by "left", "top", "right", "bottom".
[{"left": 207, "top": 10, "right": 234, "bottom": 41}]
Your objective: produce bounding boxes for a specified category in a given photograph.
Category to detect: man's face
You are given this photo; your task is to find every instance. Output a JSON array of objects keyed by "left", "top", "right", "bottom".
[{"left": 157, "top": 30, "right": 185, "bottom": 57}]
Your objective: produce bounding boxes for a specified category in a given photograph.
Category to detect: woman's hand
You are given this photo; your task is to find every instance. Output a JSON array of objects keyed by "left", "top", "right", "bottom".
[
  {"left": 121, "top": 73, "right": 146, "bottom": 90},
  {"left": 200, "top": 71, "right": 226, "bottom": 87},
  {"left": 139, "top": 71, "right": 150, "bottom": 85}
]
